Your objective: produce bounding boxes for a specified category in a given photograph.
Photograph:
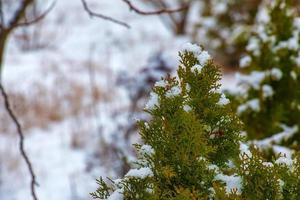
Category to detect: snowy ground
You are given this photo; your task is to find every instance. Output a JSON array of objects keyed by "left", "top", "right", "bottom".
[{"left": 0, "top": 1, "right": 237, "bottom": 200}]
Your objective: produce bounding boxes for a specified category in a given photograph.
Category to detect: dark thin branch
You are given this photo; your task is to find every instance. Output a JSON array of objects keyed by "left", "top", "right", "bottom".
[
  {"left": 81, "top": 0, "right": 130, "bottom": 29},
  {"left": 16, "top": 1, "right": 56, "bottom": 27},
  {"left": 0, "top": 83, "right": 38, "bottom": 200},
  {"left": 122, "top": 0, "right": 188, "bottom": 15},
  {"left": 6, "top": 0, "right": 34, "bottom": 33},
  {"left": 0, "top": 0, "right": 4, "bottom": 30}
]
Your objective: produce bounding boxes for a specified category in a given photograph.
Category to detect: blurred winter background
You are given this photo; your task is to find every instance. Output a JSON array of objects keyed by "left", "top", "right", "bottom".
[{"left": 0, "top": 0, "right": 269, "bottom": 199}]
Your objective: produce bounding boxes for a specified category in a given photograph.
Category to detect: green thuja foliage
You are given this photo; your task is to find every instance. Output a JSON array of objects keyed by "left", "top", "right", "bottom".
[
  {"left": 234, "top": 0, "right": 300, "bottom": 148},
  {"left": 91, "top": 44, "right": 242, "bottom": 199},
  {"left": 193, "top": 0, "right": 261, "bottom": 67},
  {"left": 91, "top": 44, "right": 300, "bottom": 199}
]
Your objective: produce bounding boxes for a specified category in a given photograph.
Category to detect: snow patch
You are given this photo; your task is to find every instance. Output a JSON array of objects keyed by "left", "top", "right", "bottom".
[
  {"left": 125, "top": 167, "right": 153, "bottom": 179},
  {"left": 215, "top": 174, "right": 242, "bottom": 194},
  {"left": 218, "top": 93, "right": 230, "bottom": 105},
  {"left": 145, "top": 92, "right": 159, "bottom": 110},
  {"left": 197, "top": 51, "right": 211, "bottom": 66},
  {"left": 181, "top": 43, "right": 202, "bottom": 55},
  {"left": 237, "top": 99, "right": 260, "bottom": 114}
]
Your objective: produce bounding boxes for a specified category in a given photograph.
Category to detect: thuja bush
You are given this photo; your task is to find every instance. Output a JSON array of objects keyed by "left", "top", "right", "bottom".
[
  {"left": 193, "top": 0, "right": 261, "bottom": 67},
  {"left": 91, "top": 44, "right": 300, "bottom": 199},
  {"left": 233, "top": 0, "right": 300, "bottom": 151}
]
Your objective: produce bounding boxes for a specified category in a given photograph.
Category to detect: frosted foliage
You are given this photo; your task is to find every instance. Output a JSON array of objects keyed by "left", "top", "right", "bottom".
[
  {"left": 237, "top": 99, "right": 260, "bottom": 114},
  {"left": 239, "top": 56, "right": 252, "bottom": 68},
  {"left": 155, "top": 80, "right": 167, "bottom": 87},
  {"left": 275, "top": 157, "right": 294, "bottom": 166},
  {"left": 254, "top": 125, "right": 298, "bottom": 148},
  {"left": 181, "top": 43, "right": 202, "bottom": 55},
  {"left": 145, "top": 92, "right": 159, "bottom": 110},
  {"left": 166, "top": 86, "right": 181, "bottom": 98},
  {"left": 256, "top": 7, "right": 270, "bottom": 23},
  {"left": 239, "top": 142, "right": 252, "bottom": 158},
  {"left": 212, "top": 1, "right": 227, "bottom": 15},
  {"left": 236, "top": 71, "right": 266, "bottom": 90},
  {"left": 218, "top": 93, "right": 230, "bottom": 105},
  {"left": 262, "top": 84, "right": 274, "bottom": 98},
  {"left": 270, "top": 68, "right": 283, "bottom": 80},
  {"left": 183, "top": 105, "right": 192, "bottom": 112},
  {"left": 108, "top": 190, "right": 124, "bottom": 200},
  {"left": 191, "top": 64, "right": 204, "bottom": 73},
  {"left": 140, "top": 144, "right": 154, "bottom": 155},
  {"left": 215, "top": 174, "right": 242, "bottom": 194},
  {"left": 197, "top": 51, "right": 211, "bottom": 66},
  {"left": 125, "top": 167, "right": 153, "bottom": 179}
]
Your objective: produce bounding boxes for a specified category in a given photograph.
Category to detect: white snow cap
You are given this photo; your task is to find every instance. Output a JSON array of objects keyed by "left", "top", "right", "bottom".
[
  {"left": 155, "top": 80, "right": 167, "bottom": 87},
  {"left": 183, "top": 105, "right": 192, "bottom": 112},
  {"left": 239, "top": 142, "right": 252, "bottom": 158},
  {"left": 181, "top": 43, "right": 202, "bottom": 55},
  {"left": 181, "top": 43, "right": 211, "bottom": 67},
  {"left": 253, "top": 125, "right": 298, "bottom": 149},
  {"left": 197, "top": 51, "right": 211, "bottom": 66},
  {"left": 239, "top": 56, "right": 252, "bottom": 68},
  {"left": 237, "top": 99, "right": 260, "bottom": 114},
  {"left": 166, "top": 86, "right": 181, "bottom": 98},
  {"left": 212, "top": 2, "right": 227, "bottom": 15},
  {"left": 270, "top": 68, "right": 283, "bottom": 80},
  {"left": 145, "top": 92, "right": 159, "bottom": 110},
  {"left": 140, "top": 144, "right": 154, "bottom": 155},
  {"left": 218, "top": 93, "right": 230, "bottom": 106},
  {"left": 262, "top": 84, "right": 274, "bottom": 98},
  {"left": 275, "top": 157, "right": 294, "bottom": 166},
  {"left": 108, "top": 189, "right": 124, "bottom": 200},
  {"left": 125, "top": 167, "right": 153, "bottom": 179},
  {"left": 236, "top": 71, "right": 266, "bottom": 90},
  {"left": 290, "top": 71, "right": 297, "bottom": 80},
  {"left": 246, "top": 37, "right": 260, "bottom": 56},
  {"left": 215, "top": 174, "right": 242, "bottom": 194},
  {"left": 191, "top": 64, "right": 204, "bottom": 73},
  {"left": 256, "top": 7, "right": 270, "bottom": 24}
]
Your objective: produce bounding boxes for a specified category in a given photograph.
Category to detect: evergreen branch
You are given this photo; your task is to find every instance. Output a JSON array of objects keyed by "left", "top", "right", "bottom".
[{"left": 0, "top": 83, "right": 38, "bottom": 200}]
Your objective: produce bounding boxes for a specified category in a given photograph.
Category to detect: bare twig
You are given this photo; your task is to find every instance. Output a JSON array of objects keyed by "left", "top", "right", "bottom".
[
  {"left": 16, "top": 1, "right": 56, "bottom": 27},
  {"left": 0, "top": 0, "right": 4, "bottom": 30},
  {"left": 0, "top": 83, "right": 38, "bottom": 200},
  {"left": 5, "top": 0, "right": 34, "bottom": 32},
  {"left": 81, "top": 0, "right": 130, "bottom": 29},
  {"left": 122, "top": 0, "right": 188, "bottom": 15}
]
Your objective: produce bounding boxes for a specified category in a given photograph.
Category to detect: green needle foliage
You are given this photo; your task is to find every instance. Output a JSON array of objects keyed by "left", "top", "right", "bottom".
[
  {"left": 91, "top": 44, "right": 300, "bottom": 199},
  {"left": 234, "top": 0, "right": 300, "bottom": 149}
]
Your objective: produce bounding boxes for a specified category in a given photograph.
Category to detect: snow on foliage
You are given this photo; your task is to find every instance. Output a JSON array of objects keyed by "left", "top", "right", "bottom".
[
  {"left": 183, "top": 105, "right": 192, "bottom": 112},
  {"left": 239, "top": 55, "right": 252, "bottom": 68},
  {"left": 237, "top": 99, "right": 260, "bottom": 114},
  {"left": 191, "top": 64, "right": 204, "bottom": 73},
  {"left": 125, "top": 167, "right": 153, "bottom": 179},
  {"left": 181, "top": 43, "right": 202, "bottom": 55},
  {"left": 107, "top": 190, "right": 124, "bottom": 200},
  {"left": 166, "top": 86, "right": 181, "bottom": 98},
  {"left": 253, "top": 125, "right": 299, "bottom": 148},
  {"left": 262, "top": 84, "right": 274, "bottom": 98},
  {"left": 145, "top": 92, "right": 159, "bottom": 110},
  {"left": 215, "top": 174, "right": 242, "bottom": 194},
  {"left": 218, "top": 93, "right": 230, "bottom": 105},
  {"left": 236, "top": 71, "right": 266, "bottom": 90},
  {"left": 140, "top": 144, "right": 154, "bottom": 155}
]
